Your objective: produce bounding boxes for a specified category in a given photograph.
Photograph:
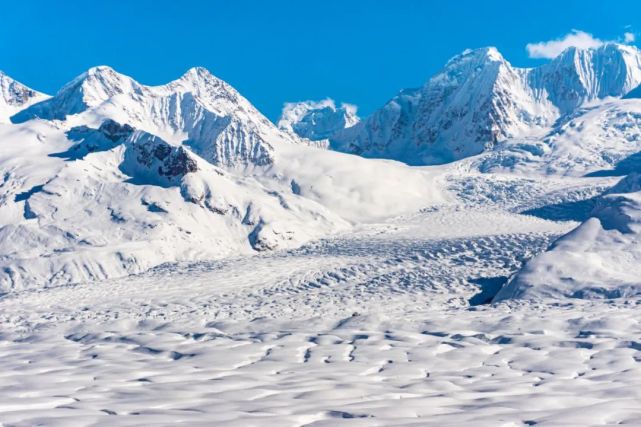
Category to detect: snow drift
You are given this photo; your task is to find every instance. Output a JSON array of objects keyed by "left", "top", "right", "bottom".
[{"left": 495, "top": 173, "right": 641, "bottom": 301}]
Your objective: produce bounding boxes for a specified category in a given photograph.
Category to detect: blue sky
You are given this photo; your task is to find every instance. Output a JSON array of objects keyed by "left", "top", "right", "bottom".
[{"left": 2, "top": 0, "right": 639, "bottom": 120}]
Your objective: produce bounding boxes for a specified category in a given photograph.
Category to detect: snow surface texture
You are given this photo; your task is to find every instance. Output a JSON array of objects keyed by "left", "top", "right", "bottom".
[
  {"left": 3, "top": 172, "right": 641, "bottom": 426},
  {"left": 0, "top": 68, "right": 445, "bottom": 290},
  {"left": 285, "top": 44, "right": 641, "bottom": 165}
]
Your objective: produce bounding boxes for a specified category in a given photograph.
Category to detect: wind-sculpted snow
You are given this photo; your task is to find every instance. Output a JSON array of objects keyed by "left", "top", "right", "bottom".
[
  {"left": 3, "top": 193, "right": 641, "bottom": 426},
  {"left": 327, "top": 44, "right": 641, "bottom": 165}
]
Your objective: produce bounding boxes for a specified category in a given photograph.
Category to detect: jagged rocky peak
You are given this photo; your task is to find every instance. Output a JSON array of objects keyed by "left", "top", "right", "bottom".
[
  {"left": 278, "top": 99, "right": 360, "bottom": 141},
  {"left": 12, "top": 65, "right": 142, "bottom": 122},
  {"left": 124, "top": 130, "right": 199, "bottom": 184},
  {"left": 0, "top": 71, "right": 49, "bottom": 123},
  {"left": 64, "top": 118, "right": 199, "bottom": 185},
  {"left": 0, "top": 71, "right": 44, "bottom": 106}
]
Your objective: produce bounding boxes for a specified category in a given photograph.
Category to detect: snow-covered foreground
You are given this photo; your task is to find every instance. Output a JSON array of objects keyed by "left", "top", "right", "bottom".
[
  {"left": 4, "top": 301, "right": 641, "bottom": 426},
  {"left": 4, "top": 172, "right": 641, "bottom": 426}
]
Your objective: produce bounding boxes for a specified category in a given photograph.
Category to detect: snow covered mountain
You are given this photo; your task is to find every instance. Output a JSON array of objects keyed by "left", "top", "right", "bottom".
[
  {"left": 0, "top": 67, "right": 445, "bottom": 290},
  {"left": 322, "top": 44, "right": 641, "bottom": 165},
  {"left": 12, "top": 66, "right": 299, "bottom": 167},
  {"left": 474, "top": 98, "right": 641, "bottom": 176},
  {"left": 0, "top": 71, "right": 48, "bottom": 123},
  {"left": 278, "top": 99, "right": 359, "bottom": 142}
]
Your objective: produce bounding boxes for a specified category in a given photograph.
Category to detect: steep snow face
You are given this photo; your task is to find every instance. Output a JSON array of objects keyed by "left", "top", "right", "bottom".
[
  {"left": 0, "top": 71, "right": 48, "bottom": 123},
  {"left": 330, "top": 88, "right": 423, "bottom": 160},
  {"left": 278, "top": 99, "right": 359, "bottom": 141},
  {"left": 333, "top": 48, "right": 556, "bottom": 165},
  {"left": 411, "top": 48, "right": 554, "bottom": 164},
  {"left": 333, "top": 44, "right": 641, "bottom": 165},
  {"left": 12, "top": 66, "right": 299, "bottom": 167},
  {"left": 530, "top": 44, "right": 641, "bottom": 114}
]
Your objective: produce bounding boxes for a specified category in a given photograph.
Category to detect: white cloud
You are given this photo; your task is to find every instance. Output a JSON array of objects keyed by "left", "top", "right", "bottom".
[
  {"left": 526, "top": 30, "right": 604, "bottom": 59},
  {"left": 624, "top": 32, "right": 636, "bottom": 43}
]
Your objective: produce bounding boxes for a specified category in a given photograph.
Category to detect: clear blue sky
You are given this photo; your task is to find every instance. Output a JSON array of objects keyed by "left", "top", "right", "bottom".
[{"left": 2, "top": 0, "right": 639, "bottom": 120}]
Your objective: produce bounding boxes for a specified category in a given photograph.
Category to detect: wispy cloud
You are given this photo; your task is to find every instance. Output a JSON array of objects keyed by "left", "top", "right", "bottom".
[
  {"left": 526, "top": 30, "right": 603, "bottom": 59},
  {"left": 526, "top": 29, "right": 638, "bottom": 59}
]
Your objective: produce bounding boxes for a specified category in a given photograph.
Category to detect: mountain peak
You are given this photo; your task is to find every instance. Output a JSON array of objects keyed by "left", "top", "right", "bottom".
[
  {"left": 178, "top": 66, "right": 226, "bottom": 85},
  {"left": 86, "top": 65, "right": 117, "bottom": 75},
  {"left": 0, "top": 71, "right": 48, "bottom": 123},
  {"left": 556, "top": 42, "right": 638, "bottom": 58},
  {"left": 182, "top": 66, "right": 213, "bottom": 79},
  {"left": 444, "top": 46, "right": 505, "bottom": 68},
  {"left": 62, "top": 65, "right": 136, "bottom": 93},
  {"left": 12, "top": 67, "right": 141, "bottom": 123},
  {"left": 278, "top": 99, "right": 360, "bottom": 141},
  {"left": 433, "top": 46, "right": 509, "bottom": 89},
  {"left": 168, "top": 66, "right": 238, "bottom": 99}
]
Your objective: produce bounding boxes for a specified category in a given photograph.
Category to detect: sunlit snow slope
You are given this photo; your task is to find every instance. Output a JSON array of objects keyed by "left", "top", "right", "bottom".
[{"left": 0, "top": 68, "right": 445, "bottom": 290}]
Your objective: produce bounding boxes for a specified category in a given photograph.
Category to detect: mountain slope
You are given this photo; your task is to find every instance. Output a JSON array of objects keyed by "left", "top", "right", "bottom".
[
  {"left": 326, "top": 44, "right": 641, "bottom": 165},
  {"left": 494, "top": 172, "right": 641, "bottom": 301},
  {"left": 0, "top": 71, "right": 48, "bottom": 123},
  {"left": 0, "top": 67, "right": 447, "bottom": 290},
  {"left": 474, "top": 99, "right": 641, "bottom": 176},
  {"left": 0, "top": 118, "right": 350, "bottom": 290}
]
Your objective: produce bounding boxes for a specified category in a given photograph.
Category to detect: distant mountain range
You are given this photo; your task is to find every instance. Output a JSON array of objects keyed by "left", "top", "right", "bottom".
[{"left": 282, "top": 43, "right": 641, "bottom": 165}]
